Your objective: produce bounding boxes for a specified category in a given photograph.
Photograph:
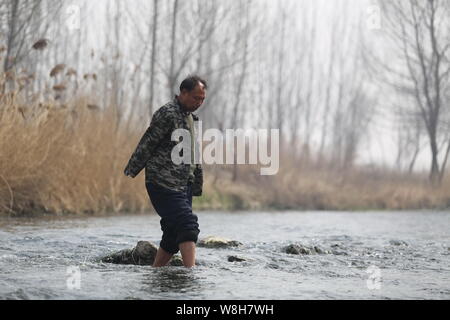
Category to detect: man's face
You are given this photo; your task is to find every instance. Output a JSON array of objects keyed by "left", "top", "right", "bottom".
[{"left": 179, "top": 84, "right": 206, "bottom": 112}]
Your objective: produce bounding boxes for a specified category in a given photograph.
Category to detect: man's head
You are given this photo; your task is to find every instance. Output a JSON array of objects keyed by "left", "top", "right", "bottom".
[{"left": 177, "top": 75, "right": 207, "bottom": 112}]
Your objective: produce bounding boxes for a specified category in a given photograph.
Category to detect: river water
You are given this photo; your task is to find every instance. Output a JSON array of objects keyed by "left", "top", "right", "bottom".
[{"left": 0, "top": 211, "right": 449, "bottom": 300}]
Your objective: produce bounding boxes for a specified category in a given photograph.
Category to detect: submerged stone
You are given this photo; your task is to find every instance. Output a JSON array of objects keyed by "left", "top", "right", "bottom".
[
  {"left": 198, "top": 236, "right": 243, "bottom": 248},
  {"left": 389, "top": 240, "right": 408, "bottom": 246},
  {"left": 285, "top": 244, "right": 331, "bottom": 255},
  {"left": 100, "top": 241, "right": 157, "bottom": 265},
  {"left": 285, "top": 244, "right": 312, "bottom": 255},
  {"left": 228, "top": 255, "right": 247, "bottom": 262},
  {"left": 331, "top": 250, "right": 348, "bottom": 256},
  {"left": 313, "top": 246, "right": 331, "bottom": 254},
  {"left": 100, "top": 241, "right": 181, "bottom": 266},
  {"left": 169, "top": 255, "right": 184, "bottom": 266}
]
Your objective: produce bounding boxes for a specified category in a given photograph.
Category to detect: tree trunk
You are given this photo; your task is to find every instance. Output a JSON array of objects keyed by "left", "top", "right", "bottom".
[
  {"left": 149, "top": 0, "right": 159, "bottom": 119},
  {"left": 231, "top": 0, "right": 250, "bottom": 182},
  {"left": 168, "top": 0, "right": 179, "bottom": 96}
]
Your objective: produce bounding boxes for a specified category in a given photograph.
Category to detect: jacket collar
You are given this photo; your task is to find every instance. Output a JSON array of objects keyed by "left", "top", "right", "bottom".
[{"left": 174, "top": 95, "right": 190, "bottom": 115}]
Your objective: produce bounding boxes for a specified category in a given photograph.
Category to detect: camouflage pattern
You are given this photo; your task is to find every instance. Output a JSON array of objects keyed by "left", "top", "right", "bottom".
[
  {"left": 186, "top": 113, "right": 196, "bottom": 181},
  {"left": 124, "top": 97, "right": 203, "bottom": 196}
]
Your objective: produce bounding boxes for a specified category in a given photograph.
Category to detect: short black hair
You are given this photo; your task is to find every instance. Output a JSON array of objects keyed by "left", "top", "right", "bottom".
[{"left": 180, "top": 75, "right": 208, "bottom": 92}]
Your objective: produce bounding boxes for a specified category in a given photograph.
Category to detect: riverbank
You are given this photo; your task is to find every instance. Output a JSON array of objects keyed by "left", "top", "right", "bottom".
[
  {"left": 1, "top": 98, "right": 450, "bottom": 217},
  {"left": 2, "top": 164, "right": 450, "bottom": 217},
  {"left": 194, "top": 164, "right": 450, "bottom": 212}
]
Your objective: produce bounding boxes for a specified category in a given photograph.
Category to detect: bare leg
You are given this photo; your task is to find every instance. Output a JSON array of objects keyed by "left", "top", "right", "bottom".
[
  {"left": 179, "top": 241, "right": 196, "bottom": 268},
  {"left": 152, "top": 247, "right": 173, "bottom": 267}
]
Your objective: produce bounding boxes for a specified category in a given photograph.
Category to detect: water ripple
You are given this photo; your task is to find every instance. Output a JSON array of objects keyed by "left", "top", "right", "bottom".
[{"left": 0, "top": 211, "right": 449, "bottom": 299}]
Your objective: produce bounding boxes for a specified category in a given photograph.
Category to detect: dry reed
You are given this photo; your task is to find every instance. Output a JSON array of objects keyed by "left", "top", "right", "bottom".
[
  {"left": 1, "top": 73, "right": 450, "bottom": 216},
  {"left": 0, "top": 89, "right": 149, "bottom": 216}
]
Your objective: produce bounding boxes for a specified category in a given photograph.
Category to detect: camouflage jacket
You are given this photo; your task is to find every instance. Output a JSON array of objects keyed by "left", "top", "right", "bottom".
[{"left": 124, "top": 97, "right": 203, "bottom": 196}]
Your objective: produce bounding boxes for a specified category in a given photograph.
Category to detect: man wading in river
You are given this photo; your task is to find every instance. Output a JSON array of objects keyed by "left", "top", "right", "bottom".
[{"left": 124, "top": 76, "right": 207, "bottom": 268}]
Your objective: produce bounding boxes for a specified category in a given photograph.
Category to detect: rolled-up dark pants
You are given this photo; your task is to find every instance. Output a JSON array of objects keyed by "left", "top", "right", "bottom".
[{"left": 146, "top": 181, "right": 200, "bottom": 255}]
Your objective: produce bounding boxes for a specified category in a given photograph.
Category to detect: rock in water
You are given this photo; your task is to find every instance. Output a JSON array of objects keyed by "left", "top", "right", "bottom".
[
  {"left": 313, "top": 246, "right": 330, "bottom": 255},
  {"left": 133, "top": 241, "right": 158, "bottom": 265},
  {"left": 285, "top": 244, "right": 331, "bottom": 255},
  {"left": 285, "top": 244, "right": 312, "bottom": 255},
  {"left": 101, "top": 241, "right": 184, "bottom": 266},
  {"left": 198, "top": 236, "right": 243, "bottom": 248},
  {"left": 228, "top": 255, "right": 247, "bottom": 262},
  {"left": 389, "top": 240, "right": 408, "bottom": 246},
  {"left": 101, "top": 241, "right": 157, "bottom": 265},
  {"left": 169, "top": 255, "right": 184, "bottom": 266}
]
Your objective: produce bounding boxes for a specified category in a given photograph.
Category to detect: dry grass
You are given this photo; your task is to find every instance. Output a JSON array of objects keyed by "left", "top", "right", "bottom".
[
  {"left": 197, "top": 156, "right": 450, "bottom": 211},
  {"left": 1, "top": 74, "right": 450, "bottom": 216},
  {"left": 0, "top": 91, "right": 149, "bottom": 216}
]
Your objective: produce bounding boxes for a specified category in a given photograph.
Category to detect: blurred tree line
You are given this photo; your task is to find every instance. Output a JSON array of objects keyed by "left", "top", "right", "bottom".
[{"left": 0, "top": 0, "right": 449, "bottom": 186}]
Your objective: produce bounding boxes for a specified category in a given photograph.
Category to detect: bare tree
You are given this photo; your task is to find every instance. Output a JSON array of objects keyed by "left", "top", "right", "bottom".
[
  {"left": 375, "top": 0, "right": 450, "bottom": 185},
  {"left": 148, "top": 0, "right": 159, "bottom": 118},
  {"left": 318, "top": 6, "right": 339, "bottom": 162},
  {"left": 1, "top": 0, "right": 62, "bottom": 94},
  {"left": 167, "top": 0, "right": 179, "bottom": 95},
  {"left": 230, "top": 0, "right": 251, "bottom": 182}
]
